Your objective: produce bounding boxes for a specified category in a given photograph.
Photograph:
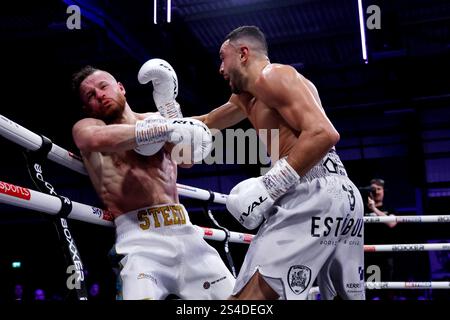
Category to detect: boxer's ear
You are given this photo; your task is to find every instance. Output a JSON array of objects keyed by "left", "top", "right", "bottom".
[
  {"left": 239, "top": 46, "right": 249, "bottom": 62},
  {"left": 117, "top": 82, "right": 126, "bottom": 95}
]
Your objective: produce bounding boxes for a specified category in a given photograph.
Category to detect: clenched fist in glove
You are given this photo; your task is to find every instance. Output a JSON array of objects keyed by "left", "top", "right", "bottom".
[
  {"left": 135, "top": 115, "right": 212, "bottom": 163},
  {"left": 226, "top": 158, "right": 300, "bottom": 229},
  {"left": 138, "top": 58, "right": 183, "bottom": 119}
]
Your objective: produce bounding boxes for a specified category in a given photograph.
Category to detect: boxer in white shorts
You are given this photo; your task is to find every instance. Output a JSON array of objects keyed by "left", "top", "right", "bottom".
[
  {"left": 195, "top": 26, "right": 365, "bottom": 299},
  {"left": 71, "top": 62, "right": 235, "bottom": 299},
  {"left": 232, "top": 150, "right": 365, "bottom": 299},
  {"left": 115, "top": 204, "right": 234, "bottom": 299}
]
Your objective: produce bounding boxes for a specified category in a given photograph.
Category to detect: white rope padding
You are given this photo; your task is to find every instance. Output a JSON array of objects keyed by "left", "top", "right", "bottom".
[
  {"left": 201, "top": 226, "right": 254, "bottom": 244},
  {"left": 365, "top": 215, "right": 450, "bottom": 223},
  {"left": 364, "top": 243, "right": 450, "bottom": 252},
  {"left": 4, "top": 115, "right": 450, "bottom": 300},
  {"left": 2, "top": 113, "right": 450, "bottom": 242},
  {"left": 2, "top": 114, "right": 450, "bottom": 221},
  {"left": 0, "top": 180, "right": 114, "bottom": 227},
  {"left": 0, "top": 115, "right": 87, "bottom": 175},
  {"left": 365, "top": 282, "right": 450, "bottom": 290},
  {"left": 176, "top": 183, "right": 227, "bottom": 205},
  {"left": 201, "top": 227, "right": 450, "bottom": 252},
  {"left": 0, "top": 179, "right": 247, "bottom": 239},
  {"left": 1, "top": 183, "right": 449, "bottom": 253},
  {"left": 308, "top": 282, "right": 450, "bottom": 296}
]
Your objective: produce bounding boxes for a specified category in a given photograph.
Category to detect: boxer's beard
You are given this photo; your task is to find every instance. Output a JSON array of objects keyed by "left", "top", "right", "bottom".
[
  {"left": 88, "top": 93, "right": 126, "bottom": 123},
  {"left": 102, "top": 103, "right": 124, "bottom": 123},
  {"left": 104, "top": 94, "right": 126, "bottom": 123},
  {"left": 229, "top": 68, "right": 245, "bottom": 94}
]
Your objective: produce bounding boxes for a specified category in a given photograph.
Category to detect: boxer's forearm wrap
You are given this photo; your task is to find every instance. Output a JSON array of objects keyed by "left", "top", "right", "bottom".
[
  {"left": 262, "top": 158, "right": 300, "bottom": 200},
  {"left": 135, "top": 118, "right": 169, "bottom": 146},
  {"left": 158, "top": 101, "right": 183, "bottom": 119}
]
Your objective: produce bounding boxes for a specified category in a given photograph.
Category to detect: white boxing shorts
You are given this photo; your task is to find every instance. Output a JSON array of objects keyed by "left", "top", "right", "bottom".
[
  {"left": 233, "top": 150, "right": 365, "bottom": 300},
  {"left": 114, "top": 203, "right": 235, "bottom": 300}
]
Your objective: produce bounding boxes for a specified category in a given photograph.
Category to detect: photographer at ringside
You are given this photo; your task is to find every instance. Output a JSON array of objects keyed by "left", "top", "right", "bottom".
[
  {"left": 366, "top": 178, "right": 397, "bottom": 228},
  {"left": 364, "top": 178, "right": 398, "bottom": 300}
]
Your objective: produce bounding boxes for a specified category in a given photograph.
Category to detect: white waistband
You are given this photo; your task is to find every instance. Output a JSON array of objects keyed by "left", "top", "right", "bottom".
[
  {"left": 301, "top": 150, "right": 347, "bottom": 182},
  {"left": 115, "top": 203, "right": 193, "bottom": 239}
]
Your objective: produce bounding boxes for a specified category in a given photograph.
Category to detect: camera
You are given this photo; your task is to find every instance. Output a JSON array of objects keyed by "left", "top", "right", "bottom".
[{"left": 359, "top": 186, "right": 375, "bottom": 199}]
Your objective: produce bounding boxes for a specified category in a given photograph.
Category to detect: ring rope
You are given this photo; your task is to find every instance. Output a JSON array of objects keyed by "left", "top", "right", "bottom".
[
  {"left": 0, "top": 114, "right": 87, "bottom": 175},
  {"left": 201, "top": 227, "right": 450, "bottom": 251},
  {"left": 1, "top": 114, "right": 450, "bottom": 250},
  {"left": 364, "top": 215, "right": 450, "bottom": 223},
  {"left": 308, "top": 282, "right": 450, "bottom": 295},
  {"left": 2, "top": 115, "right": 449, "bottom": 299},
  {"left": 2, "top": 114, "right": 450, "bottom": 222},
  {"left": 365, "top": 282, "right": 450, "bottom": 290},
  {"left": 0, "top": 179, "right": 114, "bottom": 227},
  {"left": 2, "top": 178, "right": 450, "bottom": 255},
  {"left": 364, "top": 243, "right": 450, "bottom": 252}
]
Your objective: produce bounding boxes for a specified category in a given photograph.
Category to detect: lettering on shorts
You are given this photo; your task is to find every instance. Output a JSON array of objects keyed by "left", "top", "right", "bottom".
[
  {"left": 345, "top": 282, "right": 364, "bottom": 294},
  {"left": 311, "top": 215, "right": 363, "bottom": 240},
  {"left": 138, "top": 205, "right": 186, "bottom": 230}
]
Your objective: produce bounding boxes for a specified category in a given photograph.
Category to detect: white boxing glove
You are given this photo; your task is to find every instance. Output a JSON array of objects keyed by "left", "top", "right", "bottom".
[
  {"left": 135, "top": 116, "right": 212, "bottom": 162},
  {"left": 168, "top": 118, "right": 213, "bottom": 163},
  {"left": 138, "top": 58, "right": 183, "bottom": 119},
  {"left": 226, "top": 158, "right": 300, "bottom": 229}
]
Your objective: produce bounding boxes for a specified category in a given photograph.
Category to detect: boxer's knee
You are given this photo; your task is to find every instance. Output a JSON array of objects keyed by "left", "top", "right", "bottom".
[{"left": 233, "top": 271, "right": 279, "bottom": 300}]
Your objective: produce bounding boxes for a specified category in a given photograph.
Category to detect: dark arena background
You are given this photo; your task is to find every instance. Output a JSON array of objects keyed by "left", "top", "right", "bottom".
[{"left": 0, "top": 0, "right": 449, "bottom": 302}]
